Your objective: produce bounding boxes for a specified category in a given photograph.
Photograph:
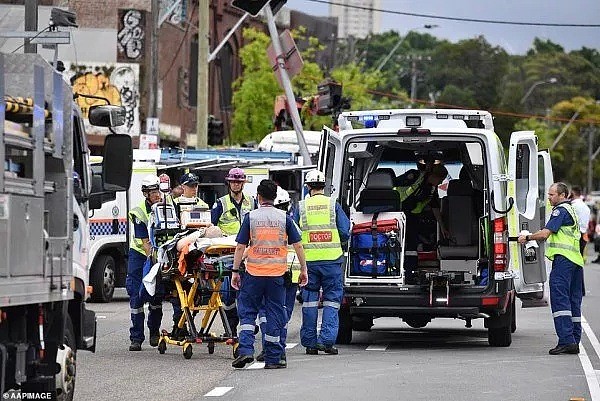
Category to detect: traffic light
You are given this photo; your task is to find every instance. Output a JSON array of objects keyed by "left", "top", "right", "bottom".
[
  {"left": 231, "top": 0, "right": 287, "bottom": 17},
  {"left": 207, "top": 115, "right": 224, "bottom": 146}
]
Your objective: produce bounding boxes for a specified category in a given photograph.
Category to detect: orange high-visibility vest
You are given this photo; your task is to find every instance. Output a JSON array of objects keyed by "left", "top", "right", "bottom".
[{"left": 245, "top": 206, "right": 288, "bottom": 276}]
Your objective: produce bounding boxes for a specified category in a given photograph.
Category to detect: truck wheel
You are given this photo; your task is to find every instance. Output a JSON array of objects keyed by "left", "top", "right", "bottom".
[
  {"left": 488, "top": 301, "right": 513, "bottom": 347},
  {"left": 336, "top": 306, "right": 352, "bottom": 344},
  {"left": 352, "top": 316, "right": 373, "bottom": 332},
  {"left": 90, "top": 255, "right": 116, "bottom": 303},
  {"left": 56, "top": 315, "right": 76, "bottom": 401}
]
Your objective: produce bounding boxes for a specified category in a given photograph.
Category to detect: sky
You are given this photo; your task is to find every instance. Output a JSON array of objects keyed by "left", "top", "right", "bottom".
[{"left": 287, "top": 0, "right": 600, "bottom": 55}]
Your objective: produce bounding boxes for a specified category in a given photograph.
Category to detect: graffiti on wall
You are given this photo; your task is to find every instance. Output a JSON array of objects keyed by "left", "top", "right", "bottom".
[
  {"left": 117, "top": 9, "right": 145, "bottom": 62},
  {"left": 64, "top": 62, "right": 140, "bottom": 136}
]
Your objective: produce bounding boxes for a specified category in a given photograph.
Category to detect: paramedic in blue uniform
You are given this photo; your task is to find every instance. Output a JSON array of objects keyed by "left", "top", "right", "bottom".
[
  {"left": 126, "top": 175, "right": 164, "bottom": 351},
  {"left": 518, "top": 182, "right": 585, "bottom": 355},
  {"left": 394, "top": 163, "right": 449, "bottom": 280},
  {"left": 211, "top": 167, "right": 257, "bottom": 337},
  {"left": 295, "top": 170, "right": 350, "bottom": 356},
  {"left": 230, "top": 180, "right": 308, "bottom": 369}
]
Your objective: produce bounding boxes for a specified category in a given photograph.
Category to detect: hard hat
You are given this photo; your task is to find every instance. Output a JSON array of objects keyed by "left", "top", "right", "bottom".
[
  {"left": 305, "top": 169, "right": 326, "bottom": 185},
  {"left": 225, "top": 167, "right": 246, "bottom": 182},
  {"left": 141, "top": 174, "right": 160, "bottom": 191},
  {"left": 274, "top": 186, "right": 291, "bottom": 207},
  {"left": 180, "top": 172, "right": 199, "bottom": 186}
]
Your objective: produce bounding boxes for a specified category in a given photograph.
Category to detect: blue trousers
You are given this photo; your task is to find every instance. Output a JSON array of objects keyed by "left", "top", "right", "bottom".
[
  {"left": 221, "top": 276, "right": 240, "bottom": 336},
  {"left": 259, "top": 283, "right": 299, "bottom": 351},
  {"left": 300, "top": 263, "right": 343, "bottom": 348},
  {"left": 126, "top": 250, "right": 163, "bottom": 343},
  {"left": 237, "top": 273, "right": 286, "bottom": 364},
  {"left": 550, "top": 255, "right": 583, "bottom": 345}
]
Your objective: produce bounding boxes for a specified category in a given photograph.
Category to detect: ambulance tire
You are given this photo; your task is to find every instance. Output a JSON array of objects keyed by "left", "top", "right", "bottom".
[
  {"left": 336, "top": 306, "right": 353, "bottom": 344},
  {"left": 487, "top": 301, "right": 513, "bottom": 347},
  {"left": 510, "top": 298, "right": 517, "bottom": 333},
  {"left": 90, "top": 255, "right": 116, "bottom": 303},
  {"left": 352, "top": 315, "right": 373, "bottom": 332}
]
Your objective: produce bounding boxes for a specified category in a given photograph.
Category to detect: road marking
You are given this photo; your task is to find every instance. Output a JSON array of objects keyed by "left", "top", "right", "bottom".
[
  {"left": 204, "top": 387, "right": 233, "bottom": 397},
  {"left": 285, "top": 342, "right": 297, "bottom": 349},
  {"left": 96, "top": 315, "right": 106, "bottom": 319},
  {"left": 246, "top": 362, "right": 265, "bottom": 370},
  {"left": 579, "top": 315, "right": 600, "bottom": 400},
  {"left": 366, "top": 344, "right": 388, "bottom": 351}
]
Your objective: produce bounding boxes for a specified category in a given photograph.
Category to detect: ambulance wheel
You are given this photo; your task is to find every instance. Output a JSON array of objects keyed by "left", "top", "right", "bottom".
[
  {"left": 158, "top": 339, "right": 166, "bottom": 354},
  {"left": 510, "top": 297, "right": 517, "bottom": 333},
  {"left": 336, "top": 306, "right": 353, "bottom": 344},
  {"left": 183, "top": 344, "right": 193, "bottom": 359},
  {"left": 208, "top": 342, "right": 215, "bottom": 354},
  {"left": 232, "top": 343, "right": 240, "bottom": 358},
  {"left": 352, "top": 316, "right": 373, "bottom": 332},
  {"left": 404, "top": 317, "right": 431, "bottom": 329},
  {"left": 89, "top": 255, "right": 116, "bottom": 303}
]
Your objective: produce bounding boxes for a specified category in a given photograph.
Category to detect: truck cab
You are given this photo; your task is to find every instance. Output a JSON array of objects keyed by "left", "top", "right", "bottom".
[{"left": 319, "top": 109, "right": 553, "bottom": 347}]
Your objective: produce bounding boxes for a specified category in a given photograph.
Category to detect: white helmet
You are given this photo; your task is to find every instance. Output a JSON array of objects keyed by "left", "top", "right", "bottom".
[
  {"left": 305, "top": 169, "right": 326, "bottom": 185},
  {"left": 141, "top": 174, "right": 160, "bottom": 191},
  {"left": 274, "top": 186, "right": 291, "bottom": 207}
]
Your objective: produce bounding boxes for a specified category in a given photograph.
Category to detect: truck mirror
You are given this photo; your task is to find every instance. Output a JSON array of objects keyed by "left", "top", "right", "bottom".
[
  {"left": 102, "top": 134, "right": 132, "bottom": 191},
  {"left": 89, "top": 105, "right": 126, "bottom": 127}
]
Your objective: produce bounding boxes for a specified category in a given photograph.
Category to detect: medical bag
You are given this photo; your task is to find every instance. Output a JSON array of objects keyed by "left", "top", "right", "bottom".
[{"left": 350, "top": 218, "right": 401, "bottom": 277}]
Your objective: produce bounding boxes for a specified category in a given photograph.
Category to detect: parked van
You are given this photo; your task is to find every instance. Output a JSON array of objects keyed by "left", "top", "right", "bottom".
[{"left": 319, "top": 109, "right": 553, "bottom": 347}]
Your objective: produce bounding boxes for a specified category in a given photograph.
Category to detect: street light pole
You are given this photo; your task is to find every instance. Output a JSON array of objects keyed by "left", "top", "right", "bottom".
[
  {"left": 550, "top": 100, "right": 600, "bottom": 152},
  {"left": 375, "top": 24, "right": 437, "bottom": 72},
  {"left": 520, "top": 77, "right": 558, "bottom": 105}
]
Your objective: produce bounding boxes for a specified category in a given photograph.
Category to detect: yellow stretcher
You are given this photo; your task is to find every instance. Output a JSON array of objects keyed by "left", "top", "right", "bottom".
[{"left": 157, "top": 243, "right": 239, "bottom": 360}]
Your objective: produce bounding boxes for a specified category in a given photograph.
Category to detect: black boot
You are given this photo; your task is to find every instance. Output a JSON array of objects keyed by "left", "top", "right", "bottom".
[
  {"left": 549, "top": 343, "right": 579, "bottom": 355},
  {"left": 232, "top": 354, "right": 254, "bottom": 368},
  {"left": 129, "top": 340, "right": 142, "bottom": 351},
  {"left": 317, "top": 344, "right": 339, "bottom": 355}
]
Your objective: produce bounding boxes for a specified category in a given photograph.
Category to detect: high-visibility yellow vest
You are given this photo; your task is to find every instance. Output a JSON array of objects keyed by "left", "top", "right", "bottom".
[
  {"left": 246, "top": 206, "right": 288, "bottom": 276},
  {"left": 299, "top": 195, "right": 342, "bottom": 262},
  {"left": 546, "top": 203, "right": 585, "bottom": 267},
  {"left": 217, "top": 194, "right": 255, "bottom": 235},
  {"left": 395, "top": 172, "right": 430, "bottom": 214},
  {"left": 129, "top": 200, "right": 150, "bottom": 255}
]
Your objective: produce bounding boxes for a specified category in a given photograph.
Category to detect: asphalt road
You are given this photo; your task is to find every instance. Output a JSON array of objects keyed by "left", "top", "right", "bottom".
[{"left": 77, "top": 257, "right": 600, "bottom": 401}]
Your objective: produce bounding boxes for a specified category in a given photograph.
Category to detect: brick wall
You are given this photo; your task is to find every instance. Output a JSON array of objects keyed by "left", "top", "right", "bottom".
[{"left": 64, "top": 0, "right": 150, "bottom": 29}]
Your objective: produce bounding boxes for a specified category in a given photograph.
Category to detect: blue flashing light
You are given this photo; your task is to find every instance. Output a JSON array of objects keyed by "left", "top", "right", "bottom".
[{"left": 364, "top": 119, "right": 377, "bottom": 128}]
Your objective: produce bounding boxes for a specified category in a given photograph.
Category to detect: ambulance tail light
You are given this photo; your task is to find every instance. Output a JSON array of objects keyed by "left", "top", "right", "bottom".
[{"left": 493, "top": 217, "right": 507, "bottom": 272}]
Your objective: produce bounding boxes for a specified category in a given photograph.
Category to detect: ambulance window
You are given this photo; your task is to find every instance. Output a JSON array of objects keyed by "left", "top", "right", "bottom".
[
  {"left": 465, "top": 142, "right": 483, "bottom": 165},
  {"left": 515, "top": 144, "right": 530, "bottom": 213},
  {"left": 324, "top": 142, "right": 335, "bottom": 196},
  {"left": 538, "top": 155, "right": 545, "bottom": 199}
]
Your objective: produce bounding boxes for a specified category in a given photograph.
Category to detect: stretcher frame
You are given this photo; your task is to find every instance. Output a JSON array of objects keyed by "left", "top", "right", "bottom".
[{"left": 157, "top": 244, "right": 240, "bottom": 360}]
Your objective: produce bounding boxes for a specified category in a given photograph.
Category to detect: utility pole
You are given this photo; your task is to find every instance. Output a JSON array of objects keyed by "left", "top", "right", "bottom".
[
  {"left": 588, "top": 125, "right": 595, "bottom": 193},
  {"left": 195, "top": 0, "right": 209, "bottom": 149},
  {"left": 264, "top": 5, "right": 311, "bottom": 165},
  {"left": 149, "top": 0, "right": 159, "bottom": 118},
  {"left": 24, "top": 0, "right": 38, "bottom": 54},
  {"left": 410, "top": 58, "right": 417, "bottom": 106}
]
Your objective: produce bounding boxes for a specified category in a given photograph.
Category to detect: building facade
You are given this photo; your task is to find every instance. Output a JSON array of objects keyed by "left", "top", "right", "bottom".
[{"left": 329, "top": 0, "right": 380, "bottom": 39}]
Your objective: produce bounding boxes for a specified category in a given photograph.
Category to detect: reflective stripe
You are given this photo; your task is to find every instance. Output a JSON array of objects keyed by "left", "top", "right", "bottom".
[
  {"left": 322, "top": 301, "right": 340, "bottom": 309},
  {"left": 552, "top": 310, "right": 572, "bottom": 318},
  {"left": 302, "top": 301, "right": 320, "bottom": 308},
  {"left": 284, "top": 322, "right": 288, "bottom": 329},
  {"left": 148, "top": 304, "right": 162, "bottom": 310},
  {"left": 130, "top": 307, "right": 144, "bottom": 314},
  {"left": 240, "top": 324, "right": 255, "bottom": 332},
  {"left": 223, "top": 302, "right": 237, "bottom": 311},
  {"left": 405, "top": 251, "right": 418, "bottom": 256},
  {"left": 303, "top": 242, "right": 343, "bottom": 250},
  {"left": 572, "top": 316, "right": 582, "bottom": 322},
  {"left": 264, "top": 334, "right": 280, "bottom": 343},
  {"left": 258, "top": 316, "right": 267, "bottom": 324}
]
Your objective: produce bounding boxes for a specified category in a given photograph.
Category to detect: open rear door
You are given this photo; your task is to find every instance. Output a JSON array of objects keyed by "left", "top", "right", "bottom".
[
  {"left": 317, "top": 127, "right": 341, "bottom": 199},
  {"left": 507, "top": 131, "right": 548, "bottom": 307}
]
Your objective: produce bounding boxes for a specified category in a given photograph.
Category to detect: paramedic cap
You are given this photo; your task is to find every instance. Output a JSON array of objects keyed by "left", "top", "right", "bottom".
[
  {"left": 257, "top": 179, "right": 278, "bottom": 201},
  {"left": 180, "top": 172, "right": 199, "bottom": 186}
]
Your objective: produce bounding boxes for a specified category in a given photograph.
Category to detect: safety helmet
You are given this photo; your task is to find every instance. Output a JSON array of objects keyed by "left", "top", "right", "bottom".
[
  {"left": 225, "top": 167, "right": 246, "bottom": 182},
  {"left": 305, "top": 169, "right": 326, "bottom": 185},
  {"left": 141, "top": 174, "right": 160, "bottom": 191},
  {"left": 274, "top": 186, "right": 291, "bottom": 208},
  {"left": 180, "top": 172, "right": 199, "bottom": 186}
]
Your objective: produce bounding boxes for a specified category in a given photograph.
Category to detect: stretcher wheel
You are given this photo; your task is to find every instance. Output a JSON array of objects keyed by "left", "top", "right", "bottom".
[
  {"left": 207, "top": 342, "right": 215, "bottom": 354},
  {"left": 183, "top": 344, "right": 193, "bottom": 359},
  {"left": 232, "top": 342, "right": 239, "bottom": 358},
  {"left": 158, "top": 339, "right": 167, "bottom": 354}
]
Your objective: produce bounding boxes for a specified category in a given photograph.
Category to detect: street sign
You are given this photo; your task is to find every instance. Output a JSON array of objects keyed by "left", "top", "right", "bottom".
[
  {"left": 267, "top": 29, "right": 304, "bottom": 89},
  {"left": 139, "top": 134, "right": 159, "bottom": 149},
  {"left": 146, "top": 117, "right": 159, "bottom": 136}
]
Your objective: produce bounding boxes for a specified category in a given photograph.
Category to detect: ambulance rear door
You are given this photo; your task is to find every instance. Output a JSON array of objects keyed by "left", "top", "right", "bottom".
[{"left": 507, "top": 131, "right": 548, "bottom": 307}]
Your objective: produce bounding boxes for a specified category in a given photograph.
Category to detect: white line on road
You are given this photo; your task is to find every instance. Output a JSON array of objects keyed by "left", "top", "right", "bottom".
[
  {"left": 246, "top": 362, "right": 265, "bottom": 370},
  {"left": 366, "top": 344, "right": 388, "bottom": 351},
  {"left": 285, "top": 342, "right": 298, "bottom": 349},
  {"left": 204, "top": 387, "right": 233, "bottom": 397},
  {"left": 579, "top": 315, "right": 600, "bottom": 400},
  {"left": 96, "top": 315, "right": 106, "bottom": 319}
]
